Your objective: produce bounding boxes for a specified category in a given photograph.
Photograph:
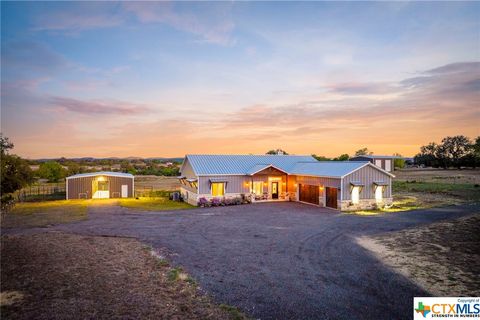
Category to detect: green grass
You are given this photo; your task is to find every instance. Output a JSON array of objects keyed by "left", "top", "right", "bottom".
[
  {"left": 393, "top": 181, "right": 480, "bottom": 201},
  {"left": 1, "top": 200, "right": 89, "bottom": 228},
  {"left": 351, "top": 181, "right": 480, "bottom": 215},
  {"left": 119, "top": 197, "right": 193, "bottom": 211}
]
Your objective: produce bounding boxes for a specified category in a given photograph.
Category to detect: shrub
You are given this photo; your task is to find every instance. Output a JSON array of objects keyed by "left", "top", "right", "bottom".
[
  {"left": 224, "top": 198, "right": 234, "bottom": 206},
  {"left": 211, "top": 198, "right": 222, "bottom": 206},
  {"left": 234, "top": 197, "right": 243, "bottom": 205},
  {"left": 198, "top": 197, "right": 209, "bottom": 207}
]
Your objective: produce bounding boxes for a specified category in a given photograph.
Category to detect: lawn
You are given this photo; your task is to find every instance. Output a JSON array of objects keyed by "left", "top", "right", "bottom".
[
  {"left": 119, "top": 197, "right": 193, "bottom": 211},
  {"left": 352, "top": 179, "right": 480, "bottom": 215},
  {"left": 1, "top": 200, "right": 89, "bottom": 228}
]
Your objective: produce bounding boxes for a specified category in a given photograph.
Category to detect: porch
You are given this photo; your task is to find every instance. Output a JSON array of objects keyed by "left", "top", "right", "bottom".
[{"left": 247, "top": 164, "right": 293, "bottom": 202}]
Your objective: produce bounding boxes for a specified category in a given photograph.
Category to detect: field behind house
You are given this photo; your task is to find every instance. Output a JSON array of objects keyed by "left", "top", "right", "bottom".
[
  {"left": 356, "top": 169, "right": 480, "bottom": 214},
  {"left": 394, "top": 168, "right": 480, "bottom": 184}
]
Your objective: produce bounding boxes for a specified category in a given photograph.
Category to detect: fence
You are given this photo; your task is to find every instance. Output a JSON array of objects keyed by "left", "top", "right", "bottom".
[
  {"left": 134, "top": 186, "right": 176, "bottom": 198},
  {"left": 15, "top": 185, "right": 66, "bottom": 202},
  {"left": 12, "top": 185, "right": 176, "bottom": 202}
]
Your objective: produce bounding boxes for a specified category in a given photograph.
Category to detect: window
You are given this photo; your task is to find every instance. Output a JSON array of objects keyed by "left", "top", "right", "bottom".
[
  {"left": 98, "top": 181, "right": 109, "bottom": 191},
  {"left": 252, "top": 181, "right": 263, "bottom": 195},
  {"left": 211, "top": 182, "right": 225, "bottom": 197},
  {"left": 351, "top": 186, "right": 360, "bottom": 204},
  {"left": 385, "top": 160, "right": 391, "bottom": 172},
  {"left": 375, "top": 186, "right": 383, "bottom": 202}
]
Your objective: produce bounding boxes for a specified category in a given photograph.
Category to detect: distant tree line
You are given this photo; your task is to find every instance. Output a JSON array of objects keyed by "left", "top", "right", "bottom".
[{"left": 414, "top": 135, "right": 480, "bottom": 169}]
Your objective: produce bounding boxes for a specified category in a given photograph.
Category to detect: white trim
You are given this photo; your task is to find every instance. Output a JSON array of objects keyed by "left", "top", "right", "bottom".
[
  {"left": 340, "top": 162, "right": 395, "bottom": 178},
  {"left": 66, "top": 178, "right": 69, "bottom": 200},
  {"left": 340, "top": 177, "right": 343, "bottom": 202},
  {"left": 248, "top": 164, "right": 289, "bottom": 176},
  {"left": 66, "top": 171, "right": 134, "bottom": 179}
]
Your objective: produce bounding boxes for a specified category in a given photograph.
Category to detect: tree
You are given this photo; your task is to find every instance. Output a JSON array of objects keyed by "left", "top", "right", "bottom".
[
  {"left": 0, "top": 134, "right": 14, "bottom": 155},
  {"left": 415, "top": 142, "right": 440, "bottom": 167},
  {"left": 38, "top": 161, "right": 66, "bottom": 182},
  {"left": 393, "top": 153, "right": 405, "bottom": 169},
  {"left": 1, "top": 155, "right": 34, "bottom": 195},
  {"left": 440, "top": 135, "right": 472, "bottom": 169},
  {"left": 66, "top": 162, "right": 83, "bottom": 176},
  {"left": 266, "top": 149, "right": 289, "bottom": 155},
  {"left": 354, "top": 148, "right": 373, "bottom": 156},
  {"left": 1, "top": 134, "right": 34, "bottom": 198},
  {"left": 312, "top": 154, "right": 331, "bottom": 161},
  {"left": 333, "top": 154, "right": 349, "bottom": 161}
]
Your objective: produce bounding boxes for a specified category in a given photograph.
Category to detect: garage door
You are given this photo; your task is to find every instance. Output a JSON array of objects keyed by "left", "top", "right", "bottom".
[
  {"left": 299, "top": 184, "right": 319, "bottom": 205},
  {"left": 325, "top": 187, "right": 338, "bottom": 209}
]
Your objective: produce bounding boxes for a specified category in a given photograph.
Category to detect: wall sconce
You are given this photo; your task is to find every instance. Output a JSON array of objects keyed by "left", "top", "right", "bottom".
[
  {"left": 319, "top": 186, "right": 324, "bottom": 191},
  {"left": 97, "top": 176, "right": 106, "bottom": 182},
  {"left": 294, "top": 183, "right": 297, "bottom": 187}
]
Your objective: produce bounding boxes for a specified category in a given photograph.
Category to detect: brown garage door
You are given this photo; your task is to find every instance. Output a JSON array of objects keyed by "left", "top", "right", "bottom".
[
  {"left": 325, "top": 187, "right": 338, "bottom": 209},
  {"left": 299, "top": 184, "right": 319, "bottom": 205}
]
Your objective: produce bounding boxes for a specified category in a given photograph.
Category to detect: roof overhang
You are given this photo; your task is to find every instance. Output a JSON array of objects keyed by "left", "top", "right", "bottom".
[
  {"left": 350, "top": 181, "right": 365, "bottom": 187},
  {"left": 373, "top": 181, "right": 389, "bottom": 186},
  {"left": 341, "top": 162, "right": 395, "bottom": 178},
  {"left": 209, "top": 178, "right": 229, "bottom": 183},
  {"left": 247, "top": 164, "right": 289, "bottom": 176}
]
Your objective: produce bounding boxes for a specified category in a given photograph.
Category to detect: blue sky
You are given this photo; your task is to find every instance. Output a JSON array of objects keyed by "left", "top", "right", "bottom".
[{"left": 1, "top": 1, "right": 479, "bottom": 158}]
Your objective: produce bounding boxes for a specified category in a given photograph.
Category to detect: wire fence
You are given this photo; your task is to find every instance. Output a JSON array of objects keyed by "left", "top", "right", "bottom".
[
  {"left": 134, "top": 186, "right": 176, "bottom": 198},
  {"left": 15, "top": 185, "right": 66, "bottom": 202},
  {"left": 11, "top": 184, "right": 177, "bottom": 203}
]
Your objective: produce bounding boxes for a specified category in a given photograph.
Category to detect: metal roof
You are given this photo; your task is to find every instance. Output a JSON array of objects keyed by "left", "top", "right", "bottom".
[
  {"left": 183, "top": 155, "right": 394, "bottom": 178},
  {"left": 66, "top": 171, "right": 134, "bottom": 179},
  {"left": 289, "top": 161, "right": 370, "bottom": 178},
  {"left": 185, "top": 154, "right": 316, "bottom": 175}
]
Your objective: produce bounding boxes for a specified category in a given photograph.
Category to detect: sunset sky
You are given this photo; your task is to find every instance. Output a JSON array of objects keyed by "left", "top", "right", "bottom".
[{"left": 1, "top": 2, "right": 479, "bottom": 159}]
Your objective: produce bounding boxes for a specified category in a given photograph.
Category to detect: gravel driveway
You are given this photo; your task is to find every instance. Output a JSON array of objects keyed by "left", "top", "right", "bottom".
[{"left": 8, "top": 202, "right": 479, "bottom": 320}]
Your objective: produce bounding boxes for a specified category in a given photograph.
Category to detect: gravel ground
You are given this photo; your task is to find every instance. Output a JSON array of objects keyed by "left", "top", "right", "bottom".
[
  {"left": 0, "top": 232, "right": 240, "bottom": 320},
  {"left": 3, "top": 202, "right": 479, "bottom": 320},
  {"left": 357, "top": 214, "right": 480, "bottom": 296}
]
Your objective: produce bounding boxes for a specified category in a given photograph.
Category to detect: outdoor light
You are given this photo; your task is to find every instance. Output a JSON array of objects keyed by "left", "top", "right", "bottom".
[{"left": 97, "top": 176, "right": 106, "bottom": 181}]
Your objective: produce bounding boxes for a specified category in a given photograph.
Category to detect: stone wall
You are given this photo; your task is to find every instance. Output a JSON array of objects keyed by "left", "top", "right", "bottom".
[{"left": 339, "top": 198, "right": 393, "bottom": 211}]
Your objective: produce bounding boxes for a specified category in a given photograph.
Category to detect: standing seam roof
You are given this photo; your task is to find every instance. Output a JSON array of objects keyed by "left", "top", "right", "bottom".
[{"left": 185, "top": 155, "right": 316, "bottom": 175}]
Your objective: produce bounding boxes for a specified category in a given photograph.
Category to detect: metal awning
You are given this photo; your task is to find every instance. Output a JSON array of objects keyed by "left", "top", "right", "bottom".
[
  {"left": 350, "top": 181, "right": 365, "bottom": 187},
  {"left": 209, "top": 178, "right": 228, "bottom": 183},
  {"left": 373, "top": 181, "right": 389, "bottom": 186}
]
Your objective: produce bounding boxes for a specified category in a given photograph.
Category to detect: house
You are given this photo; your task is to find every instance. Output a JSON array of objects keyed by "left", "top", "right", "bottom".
[
  {"left": 349, "top": 155, "right": 401, "bottom": 172},
  {"left": 179, "top": 155, "right": 394, "bottom": 211},
  {"left": 66, "top": 171, "right": 134, "bottom": 199}
]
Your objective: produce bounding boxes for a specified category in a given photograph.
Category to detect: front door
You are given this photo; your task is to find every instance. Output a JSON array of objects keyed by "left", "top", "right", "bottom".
[
  {"left": 121, "top": 185, "right": 128, "bottom": 198},
  {"left": 271, "top": 182, "right": 279, "bottom": 199},
  {"left": 325, "top": 187, "right": 338, "bottom": 209}
]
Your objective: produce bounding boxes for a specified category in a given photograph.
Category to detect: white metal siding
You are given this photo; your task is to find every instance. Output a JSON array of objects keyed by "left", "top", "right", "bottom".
[{"left": 342, "top": 165, "right": 392, "bottom": 200}]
